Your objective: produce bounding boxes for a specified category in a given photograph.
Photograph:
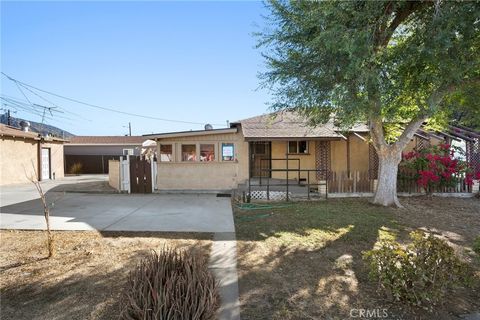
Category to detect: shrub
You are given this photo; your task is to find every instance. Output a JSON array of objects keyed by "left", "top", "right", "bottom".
[
  {"left": 363, "top": 231, "right": 470, "bottom": 309},
  {"left": 400, "top": 144, "right": 477, "bottom": 193},
  {"left": 69, "top": 162, "right": 83, "bottom": 174},
  {"left": 473, "top": 236, "right": 480, "bottom": 255},
  {"left": 120, "top": 247, "right": 219, "bottom": 320}
]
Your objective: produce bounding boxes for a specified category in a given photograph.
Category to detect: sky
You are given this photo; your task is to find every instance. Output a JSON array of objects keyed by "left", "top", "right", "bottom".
[{"left": 0, "top": 1, "right": 272, "bottom": 136}]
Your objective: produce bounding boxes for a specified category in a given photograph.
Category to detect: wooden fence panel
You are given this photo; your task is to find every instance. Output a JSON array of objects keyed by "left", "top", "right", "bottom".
[{"left": 327, "top": 170, "right": 472, "bottom": 194}]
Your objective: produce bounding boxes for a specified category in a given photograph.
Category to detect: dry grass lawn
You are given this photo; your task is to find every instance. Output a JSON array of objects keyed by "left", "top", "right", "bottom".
[
  {"left": 235, "top": 197, "right": 480, "bottom": 320},
  {"left": 0, "top": 231, "right": 212, "bottom": 320}
]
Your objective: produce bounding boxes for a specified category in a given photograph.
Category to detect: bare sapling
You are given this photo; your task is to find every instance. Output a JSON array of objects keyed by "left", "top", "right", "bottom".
[{"left": 28, "top": 161, "right": 54, "bottom": 258}]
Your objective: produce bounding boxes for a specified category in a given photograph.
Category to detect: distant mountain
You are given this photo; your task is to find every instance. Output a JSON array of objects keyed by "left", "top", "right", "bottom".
[{"left": 0, "top": 113, "right": 75, "bottom": 138}]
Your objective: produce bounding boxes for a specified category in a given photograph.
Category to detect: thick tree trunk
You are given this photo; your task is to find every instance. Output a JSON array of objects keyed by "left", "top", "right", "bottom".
[{"left": 372, "top": 149, "right": 402, "bottom": 207}]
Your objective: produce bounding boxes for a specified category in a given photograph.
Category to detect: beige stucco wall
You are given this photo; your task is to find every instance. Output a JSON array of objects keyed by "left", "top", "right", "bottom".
[
  {"left": 270, "top": 134, "right": 371, "bottom": 182},
  {"left": 331, "top": 139, "right": 347, "bottom": 172},
  {"left": 108, "top": 160, "right": 120, "bottom": 190},
  {"left": 270, "top": 140, "right": 317, "bottom": 181},
  {"left": 403, "top": 135, "right": 445, "bottom": 153},
  {"left": 349, "top": 135, "right": 369, "bottom": 172},
  {"left": 156, "top": 130, "right": 249, "bottom": 190},
  {"left": 0, "top": 137, "right": 39, "bottom": 185},
  {"left": 0, "top": 137, "right": 65, "bottom": 186},
  {"left": 42, "top": 142, "right": 65, "bottom": 180}
]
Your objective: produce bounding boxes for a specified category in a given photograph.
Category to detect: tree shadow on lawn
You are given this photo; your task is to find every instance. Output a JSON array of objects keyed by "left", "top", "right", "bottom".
[{"left": 234, "top": 198, "right": 480, "bottom": 320}]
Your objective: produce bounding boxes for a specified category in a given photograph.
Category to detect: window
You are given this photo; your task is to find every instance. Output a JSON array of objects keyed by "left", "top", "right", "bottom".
[
  {"left": 200, "top": 144, "right": 215, "bottom": 162},
  {"left": 254, "top": 143, "right": 266, "bottom": 154},
  {"left": 182, "top": 144, "right": 197, "bottom": 161},
  {"left": 123, "top": 148, "right": 134, "bottom": 156},
  {"left": 160, "top": 144, "right": 173, "bottom": 162},
  {"left": 288, "top": 141, "right": 308, "bottom": 154},
  {"left": 222, "top": 143, "right": 235, "bottom": 161},
  {"left": 288, "top": 141, "right": 297, "bottom": 154}
]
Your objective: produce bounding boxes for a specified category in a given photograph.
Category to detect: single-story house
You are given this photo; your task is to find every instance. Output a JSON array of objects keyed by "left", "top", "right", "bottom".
[
  {"left": 0, "top": 123, "right": 67, "bottom": 185},
  {"left": 147, "top": 111, "right": 479, "bottom": 193},
  {"left": 64, "top": 136, "right": 146, "bottom": 174}
]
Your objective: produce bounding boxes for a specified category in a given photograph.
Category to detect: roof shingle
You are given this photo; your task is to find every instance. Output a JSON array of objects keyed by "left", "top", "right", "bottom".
[
  {"left": 68, "top": 136, "right": 146, "bottom": 145},
  {"left": 238, "top": 111, "right": 369, "bottom": 139}
]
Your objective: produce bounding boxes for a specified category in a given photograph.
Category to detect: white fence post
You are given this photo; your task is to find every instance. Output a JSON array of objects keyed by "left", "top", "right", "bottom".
[
  {"left": 120, "top": 156, "right": 131, "bottom": 193},
  {"left": 151, "top": 159, "right": 157, "bottom": 191}
]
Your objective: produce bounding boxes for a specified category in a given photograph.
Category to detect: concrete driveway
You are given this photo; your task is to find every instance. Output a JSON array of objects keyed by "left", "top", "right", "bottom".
[{"left": 0, "top": 191, "right": 234, "bottom": 233}]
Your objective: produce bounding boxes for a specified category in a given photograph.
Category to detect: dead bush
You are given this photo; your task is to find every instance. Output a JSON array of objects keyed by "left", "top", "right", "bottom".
[
  {"left": 69, "top": 162, "right": 83, "bottom": 174},
  {"left": 120, "top": 247, "right": 219, "bottom": 320}
]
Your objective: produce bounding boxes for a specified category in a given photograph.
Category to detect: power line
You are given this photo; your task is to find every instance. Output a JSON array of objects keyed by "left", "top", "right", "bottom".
[
  {"left": 16, "top": 82, "right": 90, "bottom": 121},
  {"left": 2, "top": 72, "right": 227, "bottom": 126},
  {"left": 1, "top": 96, "right": 76, "bottom": 123}
]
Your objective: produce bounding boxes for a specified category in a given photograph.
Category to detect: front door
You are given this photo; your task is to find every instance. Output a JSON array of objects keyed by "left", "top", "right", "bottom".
[
  {"left": 249, "top": 141, "right": 271, "bottom": 178},
  {"left": 41, "top": 148, "right": 51, "bottom": 180}
]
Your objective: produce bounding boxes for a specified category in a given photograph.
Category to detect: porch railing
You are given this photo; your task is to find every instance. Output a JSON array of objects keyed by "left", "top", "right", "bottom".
[{"left": 247, "top": 168, "right": 329, "bottom": 201}]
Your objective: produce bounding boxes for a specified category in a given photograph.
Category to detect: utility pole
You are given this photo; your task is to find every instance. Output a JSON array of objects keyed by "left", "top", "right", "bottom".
[
  {"left": 124, "top": 122, "right": 131, "bottom": 136},
  {"left": 7, "top": 109, "right": 11, "bottom": 125}
]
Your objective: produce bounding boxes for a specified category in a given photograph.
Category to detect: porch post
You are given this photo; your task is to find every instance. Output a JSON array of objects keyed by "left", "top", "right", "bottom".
[
  {"left": 346, "top": 135, "right": 351, "bottom": 176},
  {"left": 286, "top": 149, "right": 289, "bottom": 201}
]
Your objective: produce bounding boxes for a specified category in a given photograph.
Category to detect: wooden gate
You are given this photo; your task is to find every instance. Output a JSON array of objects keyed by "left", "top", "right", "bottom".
[{"left": 129, "top": 157, "right": 152, "bottom": 193}]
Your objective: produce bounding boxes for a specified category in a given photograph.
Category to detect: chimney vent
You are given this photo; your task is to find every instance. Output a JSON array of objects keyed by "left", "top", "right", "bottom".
[
  {"left": 19, "top": 120, "right": 30, "bottom": 132},
  {"left": 204, "top": 124, "right": 213, "bottom": 130}
]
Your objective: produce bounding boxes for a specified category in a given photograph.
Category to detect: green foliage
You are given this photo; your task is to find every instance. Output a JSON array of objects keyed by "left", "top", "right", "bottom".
[
  {"left": 445, "top": 83, "right": 480, "bottom": 130},
  {"left": 69, "top": 162, "right": 82, "bottom": 174},
  {"left": 258, "top": 1, "right": 480, "bottom": 133},
  {"left": 363, "top": 231, "right": 470, "bottom": 309},
  {"left": 120, "top": 248, "right": 219, "bottom": 320},
  {"left": 473, "top": 236, "right": 480, "bottom": 256}
]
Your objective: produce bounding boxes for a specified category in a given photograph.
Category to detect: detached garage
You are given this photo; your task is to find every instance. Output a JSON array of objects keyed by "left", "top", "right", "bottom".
[
  {"left": 0, "top": 123, "right": 66, "bottom": 185},
  {"left": 64, "top": 136, "right": 145, "bottom": 174}
]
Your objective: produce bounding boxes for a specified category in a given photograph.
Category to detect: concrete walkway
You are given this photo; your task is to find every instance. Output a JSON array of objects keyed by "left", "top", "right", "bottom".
[{"left": 209, "top": 232, "right": 241, "bottom": 320}]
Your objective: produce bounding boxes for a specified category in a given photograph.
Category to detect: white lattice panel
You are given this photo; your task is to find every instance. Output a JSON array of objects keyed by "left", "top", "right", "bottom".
[{"left": 248, "top": 191, "right": 291, "bottom": 201}]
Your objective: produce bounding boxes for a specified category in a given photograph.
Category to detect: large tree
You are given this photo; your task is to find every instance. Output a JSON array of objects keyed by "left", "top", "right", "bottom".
[{"left": 258, "top": 1, "right": 480, "bottom": 207}]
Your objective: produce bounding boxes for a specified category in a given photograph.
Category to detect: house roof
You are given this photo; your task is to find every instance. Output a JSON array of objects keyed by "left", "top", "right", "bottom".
[
  {"left": 0, "top": 124, "right": 67, "bottom": 142},
  {"left": 236, "top": 111, "right": 369, "bottom": 140},
  {"left": 145, "top": 128, "right": 237, "bottom": 140},
  {"left": 68, "top": 136, "right": 146, "bottom": 146}
]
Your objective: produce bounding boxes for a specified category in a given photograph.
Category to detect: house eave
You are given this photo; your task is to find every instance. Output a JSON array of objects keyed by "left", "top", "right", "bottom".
[
  {"left": 147, "top": 128, "right": 238, "bottom": 140},
  {"left": 243, "top": 136, "right": 342, "bottom": 141}
]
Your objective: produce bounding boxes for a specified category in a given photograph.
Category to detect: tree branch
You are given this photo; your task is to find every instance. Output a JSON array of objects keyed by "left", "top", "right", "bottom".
[
  {"left": 394, "top": 116, "right": 427, "bottom": 152},
  {"left": 375, "top": 1, "right": 431, "bottom": 49},
  {"left": 393, "top": 78, "right": 476, "bottom": 152}
]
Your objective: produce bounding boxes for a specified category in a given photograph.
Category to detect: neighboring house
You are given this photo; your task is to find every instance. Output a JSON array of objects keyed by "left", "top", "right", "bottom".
[
  {"left": 148, "top": 111, "right": 479, "bottom": 192},
  {"left": 0, "top": 123, "right": 67, "bottom": 186},
  {"left": 64, "top": 136, "right": 146, "bottom": 174}
]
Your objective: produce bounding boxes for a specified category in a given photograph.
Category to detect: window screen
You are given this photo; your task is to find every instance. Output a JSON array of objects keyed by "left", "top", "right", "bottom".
[
  {"left": 182, "top": 144, "right": 197, "bottom": 161},
  {"left": 200, "top": 144, "right": 215, "bottom": 162},
  {"left": 160, "top": 144, "right": 173, "bottom": 162}
]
